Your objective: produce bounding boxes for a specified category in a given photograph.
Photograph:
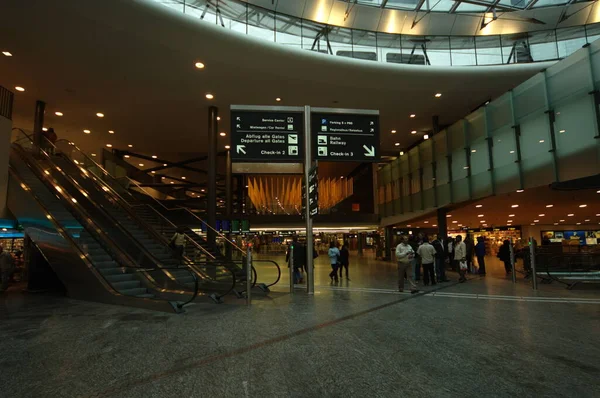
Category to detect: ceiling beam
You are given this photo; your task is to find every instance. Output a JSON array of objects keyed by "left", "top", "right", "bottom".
[{"left": 524, "top": 0, "right": 540, "bottom": 10}]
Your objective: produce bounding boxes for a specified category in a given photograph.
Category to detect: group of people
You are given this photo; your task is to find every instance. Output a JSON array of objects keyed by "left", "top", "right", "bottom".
[
  {"left": 285, "top": 239, "right": 350, "bottom": 284},
  {"left": 327, "top": 241, "right": 349, "bottom": 283},
  {"left": 395, "top": 233, "right": 489, "bottom": 293}
]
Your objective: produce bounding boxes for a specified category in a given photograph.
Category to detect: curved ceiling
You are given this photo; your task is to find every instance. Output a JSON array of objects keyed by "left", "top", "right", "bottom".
[{"left": 0, "top": 0, "right": 551, "bottom": 165}]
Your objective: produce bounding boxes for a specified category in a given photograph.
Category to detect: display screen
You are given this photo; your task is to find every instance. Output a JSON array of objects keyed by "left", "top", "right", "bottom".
[{"left": 541, "top": 230, "right": 600, "bottom": 245}]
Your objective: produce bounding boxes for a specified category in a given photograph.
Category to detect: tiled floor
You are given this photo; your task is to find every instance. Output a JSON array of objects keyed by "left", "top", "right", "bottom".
[{"left": 1, "top": 254, "right": 599, "bottom": 397}]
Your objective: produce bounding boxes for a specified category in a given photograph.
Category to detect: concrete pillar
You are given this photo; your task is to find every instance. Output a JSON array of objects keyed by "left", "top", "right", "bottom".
[
  {"left": 33, "top": 100, "right": 45, "bottom": 151},
  {"left": 0, "top": 87, "right": 14, "bottom": 219},
  {"left": 437, "top": 207, "right": 448, "bottom": 238},
  {"left": 207, "top": 106, "right": 218, "bottom": 246}
]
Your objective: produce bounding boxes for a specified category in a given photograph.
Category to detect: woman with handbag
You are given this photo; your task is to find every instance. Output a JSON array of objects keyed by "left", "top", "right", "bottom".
[
  {"left": 454, "top": 235, "right": 467, "bottom": 283},
  {"left": 328, "top": 241, "right": 340, "bottom": 283}
]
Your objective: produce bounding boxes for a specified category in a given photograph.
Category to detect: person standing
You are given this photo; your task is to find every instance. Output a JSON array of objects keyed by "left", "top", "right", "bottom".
[
  {"left": 338, "top": 242, "right": 350, "bottom": 280},
  {"left": 286, "top": 237, "right": 306, "bottom": 284},
  {"left": 169, "top": 226, "right": 186, "bottom": 263},
  {"left": 408, "top": 234, "right": 421, "bottom": 283},
  {"left": 395, "top": 235, "right": 418, "bottom": 294},
  {"left": 446, "top": 237, "right": 455, "bottom": 271},
  {"left": 417, "top": 237, "right": 437, "bottom": 286},
  {"left": 328, "top": 241, "right": 340, "bottom": 283},
  {"left": 475, "top": 236, "right": 486, "bottom": 276},
  {"left": 497, "top": 240, "right": 512, "bottom": 275},
  {"left": 432, "top": 235, "right": 448, "bottom": 282},
  {"left": 454, "top": 235, "right": 467, "bottom": 283},
  {"left": 0, "top": 246, "right": 15, "bottom": 292},
  {"left": 464, "top": 235, "right": 475, "bottom": 273}
]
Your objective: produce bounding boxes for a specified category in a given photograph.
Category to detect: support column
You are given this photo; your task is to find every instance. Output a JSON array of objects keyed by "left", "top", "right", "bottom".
[
  {"left": 207, "top": 106, "right": 218, "bottom": 246},
  {"left": 357, "top": 232, "right": 363, "bottom": 256},
  {"left": 0, "top": 86, "right": 14, "bottom": 219},
  {"left": 384, "top": 226, "right": 393, "bottom": 261},
  {"left": 225, "top": 149, "right": 232, "bottom": 260},
  {"left": 33, "top": 100, "right": 45, "bottom": 150},
  {"left": 437, "top": 207, "right": 448, "bottom": 239}
]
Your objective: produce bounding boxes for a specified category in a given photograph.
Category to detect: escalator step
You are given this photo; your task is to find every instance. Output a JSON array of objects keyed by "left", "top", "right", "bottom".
[
  {"left": 113, "top": 280, "right": 141, "bottom": 290},
  {"left": 95, "top": 261, "right": 118, "bottom": 269},
  {"left": 135, "top": 294, "right": 155, "bottom": 299},
  {"left": 118, "top": 287, "right": 148, "bottom": 296},
  {"left": 105, "top": 273, "right": 135, "bottom": 283}
]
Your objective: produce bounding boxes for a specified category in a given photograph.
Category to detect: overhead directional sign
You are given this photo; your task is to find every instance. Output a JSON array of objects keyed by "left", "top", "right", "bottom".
[
  {"left": 311, "top": 109, "right": 379, "bottom": 162},
  {"left": 230, "top": 106, "right": 304, "bottom": 162},
  {"left": 302, "top": 165, "right": 319, "bottom": 218}
]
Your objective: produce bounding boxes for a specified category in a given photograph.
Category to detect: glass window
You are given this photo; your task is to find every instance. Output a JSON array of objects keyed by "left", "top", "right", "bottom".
[
  {"left": 519, "top": 113, "right": 555, "bottom": 188},
  {"left": 400, "top": 35, "right": 429, "bottom": 65},
  {"left": 556, "top": 26, "right": 587, "bottom": 59},
  {"left": 377, "top": 32, "right": 402, "bottom": 65},
  {"left": 275, "top": 14, "right": 303, "bottom": 48},
  {"left": 502, "top": 33, "right": 533, "bottom": 64},
  {"left": 302, "top": 20, "right": 331, "bottom": 53},
  {"left": 427, "top": 36, "right": 451, "bottom": 66},
  {"left": 528, "top": 30, "right": 558, "bottom": 62},
  {"left": 247, "top": 7, "right": 276, "bottom": 42},
  {"left": 447, "top": 121, "right": 465, "bottom": 151},
  {"left": 217, "top": 0, "right": 248, "bottom": 34},
  {"left": 329, "top": 26, "right": 354, "bottom": 58},
  {"left": 451, "top": 36, "right": 477, "bottom": 66},
  {"left": 487, "top": 92, "right": 513, "bottom": 132},
  {"left": 491, "top": 126, "right": 520, "bottom": 194},
  {"left": 466, "top": 108, "right": 486, "bottom": 142},
  {"left": 476, "top": 35, "right": 503, "bottom": 66},
  {"left": 513, "top": 73, "right": 547, "bottom": 121},
  {"left": 351, "top": 29, "right": 378, "bottom": 61}
]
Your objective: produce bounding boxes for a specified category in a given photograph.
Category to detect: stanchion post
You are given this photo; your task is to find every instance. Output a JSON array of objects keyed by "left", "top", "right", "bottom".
[
  {"left": 510, "top": 238, "right": 516, "bottom": 284},
  {"left": 246, "top": 245, "right": 252, "bottom": 305},
  {"left": 529, "top": 237, "right": 538, "bottom": 290},
  {"left": 289, "top": 244, "right": 294, "bottom": 293}
]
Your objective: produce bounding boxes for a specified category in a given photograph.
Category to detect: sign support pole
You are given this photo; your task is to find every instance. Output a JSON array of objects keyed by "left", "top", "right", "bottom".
[
  {"left": 304, "top": 105, "right": 314, "bottom": 295},
  {"left": 289, "top": 245, "right": 294, "bottom": 293}
]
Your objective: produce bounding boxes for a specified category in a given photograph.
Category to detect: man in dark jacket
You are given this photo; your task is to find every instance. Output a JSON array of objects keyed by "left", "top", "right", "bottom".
[
  {"left": 286, "top": 237, "right": 306, "bottom": 283},
  {"left": 432, "top": 235, "right": 448, "bottom": 282}
]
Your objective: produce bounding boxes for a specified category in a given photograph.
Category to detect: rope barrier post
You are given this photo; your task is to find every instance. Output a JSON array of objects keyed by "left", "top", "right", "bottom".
[
  {"left": 530, "top": 237, "right": 538, "bottom": 290},
  {"left": 510, "top": 238, "right": 516, "bottom": 284},
  {"left": 289, "top": 244, "right": 294, "bottom": 294},
  {"left": 246, "top": 245, "right": 252, "bottom": 305}
]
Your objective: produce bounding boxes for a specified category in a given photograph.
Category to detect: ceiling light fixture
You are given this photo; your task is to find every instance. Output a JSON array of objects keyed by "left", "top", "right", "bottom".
[
  {"left": 476, "top": 205, "right": 482, "bottom": 208},
  {"left": 220, "top": 132, "right": 226, "bottom": 137},
  {"left": 568, "top": 214, "right": 574, "bottom": 216},
  {"left": 225, "top": 145, "right": 231, "bottom": 149},
  {"left": 534, "top": 220, "right": 539, "bottom": 222},
  {"left": 394, "top": 143, "right": 400, "bottom": 146},
  {"left": 511, "top": 204, "right": 519, "bottom": 208},
  {"left": 15, "top": 86, "right": 25, "bottom": 92},
  {"left": 42, "top": 127, "right": 48, "bottom": 131},
  {"left": 83, "top": 129, "right": 90, "bottom": 134},
  {"left": 509, "top": 214, "right": 515, "bottom": 217},
  {"left": 411, "top": 130, "right": 417, "bottom": 134},
  {"left": 478, "top": 214, "right": 484, "bottom": 217},
  {"left": 539, "top": 139, "right": 545, "bottom": 143},
  {"left": 577, "top": 222, "right": 581, "bottom": 225},
  {"left": 139, "top": 163, "right": 144, "bottom": 167},
  {"left": 585, "top": 219, "right": 590, "bottom": 222},
  {"left": 510, "top": 150, "right": 515, "bottom": 154},
  {"left": 124, "top": 155, "right": 130, "bottom": 158},
  {"left": 579, "top": 204, "right": 587, "bottom": 208},
  {"left": 91, "top": 153, "right": 97, "bottom": 157},
  {"left": 560, "top": 219, "right": 565, "bottom": 222},
  {"left": 205, "top": 93, "right": 214, "bottom": 99},
  {"left": 217, "top": 116, "right": 221, "bottom": 121},
  {"left": 109, "top": 130, "right": 115, "bottom": 134},
  {"left": 151, "top": 171, "right": 155, "bottom": 174},
  {"left": 163, "top": 164, "right": 167, "bottom": 167},
  {"left": 539, "top": 214, "right": 545, "bottom": 217},
  {"left": 452, "top": 221, "right": 457, "bottom": 223},
  {"left": 194, "top": 62, "right": 205, "bottom": 69},
  {"left": 181, "top": 177, "right": 186, "bottom": 180},
  {"left": 151, "top": 155, "right": 157, "bottom": 159},
  {"left": 276, "top": 97, "right": 281, "bottom": 102},
  {"left": 546, "top": 204, "right": 553, "bottom": 208},
  {"left": 55, "top": 111, "right": 63, "bottom": 116},
  {"left": 391, "top": 130, "right": 396, "bottom": 134},
  {"left": 471, "top": 149, "right": 476, "bottom": 153},
  {"left": 435, "top": 93, "right": 442, "bottom": 98},
  {"left": 2, "top": 51, "right": 12, "bottom": 56},
  {"left": 507, "top": 220, "right": 513, "bottom": 223},
  {"left": 424, "top": 134, "right": 429, "bottom": 140},
  {"left": 399, "top": 151, "right": 404, "bottom": 156},
  {"left": 516, "top": 189, "right": 524, "bottom": 193},
  {"left": 410, "top": 114, "right": 416, "bottom": 118},
  {"left": 559, "top": 129, "right": 565, "bottom": 133},
  {"left": 106, "top": 144, "right": 112, "bottom": 148},
  {"left": 96, "top": 112, "right": 104, "bottom": 118},
  {"left": 128, "top": 144, "right": 133, "bottom": 148}
]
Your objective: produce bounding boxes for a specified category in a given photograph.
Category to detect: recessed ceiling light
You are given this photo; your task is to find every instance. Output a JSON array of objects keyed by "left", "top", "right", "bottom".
[
  {"left": 201, "top": 189, "right": 205, "bottom": 192},
  {"left": 480, "top": 220, "right": 486, "bottom": 223},
  {"left": 151, "top": 155, "right": 157, "bottom": 159},
  {"left": 534, "top": 220, "right": 539, "bottom": 222},
  {"left": 91, "top": 153, "right": 97, "bottom": 157},
  {"left": 579, "top": 204, "right": 587, "bottom": 208},
  {"left": 83, "top": 129, "right": 91, "bottom": 134},
  {"left": 471, "top": 149, "right": 476, "bottom": 153},
  {"left": 447, "top": 215, "right": 452, "bottom": 218},
  {"left": 217, "top": 116, "right": 221, "bottom": 121},
  {"left": 170, "top": 182, "right": 174, "bottom": 184},
  {"left": 128, "top": 144, "right": 133, "bottom": 148},
  {"left": 206, "top": 93, "right": 214, "bottom": 99},
  {"left": 510, "top": 150, "right": 515, "bottom": 154},
  {"left": 546, "top": 204, "right": 553, "bottom": 208},
  {"left": 162, "top": 177, "right": 165, "bottom": 179},
  {"left": 411, "top": 130, "right": 417, "bottom": 134},
  {"left": 220, "top": 132, "right": 226, "bottom": 137},
  {"left": 194, "top": 62, "right": 205, "bottom": 69},
  {"left": 597, "top": 214, "right": 600, "bottom": 216},
  {"left": 452, "top": 221, "right": 458, "bottom": 223},
  {"left": 463, "top": 166, "right": 469, "bottom": 169},
  {"left": 424, "top": 221, "right": 429, "bottom": 224},
  {"left": 507, "top": 220, "right": 513, "bottom": 223},
  {"left": 15, "top": 86, "right": 25, "bottom": 92},
  {"left": 577, "top": 222, "right": 581, "bottom": 225},
  {"left": 539, "top": 214, "right": 545, "bottom": 217},
  {"left": 433, "top": 224, "right": 437, "bottom": 227},
  {"left": 410, "top": 114, "right": 416, "bottom": 118},
  {"left": 96, "top": 112, "right": 104, "bottom": 118},
  {"left": 340, "top": 176, "right": 345, "bottom": 179},
  {"left": 424, "top": 134, "right": 429, "bottom": 140},
  {"left": 554, "top": 223, "right": 558, "bottom": 225},
  {"left": 511, "top": 204, "right": 519, "bottom": 208},
  {"left": 181, "top": 176, "right": 186, "bottom": 180},
  {"left": 139, "top": 163, "right": 144, "bottom": 167},
  {"left": 476, "top": 205, "right": 482, "bottom": 208},
  {"left": 151, "top": 171, "right": 155, "bottom": 174},
  {"left": 559, "top": 129, "right": 565, "bottom": 133},
  {"left": 42, "top": 127, "right": 48, "bottom": 131},
  {"left": 2, "top": 51, "right": 12, "bottom": 56},
  {"left": 585, "top": 219, "right": 590, "bottom": 222},
  {"left": 124, "top": 155, "right": 130, "bottom": 158},
  {"left": 539, "top": 140, "right": 545, "bottom": 143},
  {"left": 560, "top": 219, "right": 565, "bottom": 222},
  {"left": 399, "top": 151, "right": 404, "bottom": 156},
  {"left": 225, "top": 145, "right": 231, "bottom": 149},
  {"left": 276, "top": 97, "right": 281, "bottom": 102},
  {"left": 109, "top": 130, "right": 115, "bottom": 134},
  {"left": 55, "top": 111, "right": 63, "bottom": 116},
  {"left": 391, "top": 130, "right": 396, "bottom": 134},
  {"left": 394, "top": 142, "right": 400, "bottom": 146},
  {"left": 435, "top": 93, "right": 442, "bottom": 98},
  {"left": 531, "top": 223, "right": 536, "bottom": 225},
  {"left": 163, "top": 164, "right": 167, "bottom": 167},
  {"left": 477, "top": 214, "right": 484, "bottom": 217},
  {"left": 516, "top": 189, "right": 524, "bottom": 193},
  {"left": 106, "top": 144, "right": 112, "bottom": 148},
  {"left": 567, "top": 214, "right": 574, "bottom": 216},
  {"left": 509, "top": 214, "right": 515, "bottom": 217}
]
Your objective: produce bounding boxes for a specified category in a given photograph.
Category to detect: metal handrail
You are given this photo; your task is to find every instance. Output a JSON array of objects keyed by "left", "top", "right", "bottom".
[
  {"left": 252, "top": 260, "right": 282, "bottom": 289},
  {"left": 128, "top": 266, "right": 199, "bottom": 309}
]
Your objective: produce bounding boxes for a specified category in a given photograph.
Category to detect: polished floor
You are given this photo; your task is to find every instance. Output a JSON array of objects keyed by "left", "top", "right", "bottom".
[{"left": 1, "top": 254, "right": 599, "bottom": 397}]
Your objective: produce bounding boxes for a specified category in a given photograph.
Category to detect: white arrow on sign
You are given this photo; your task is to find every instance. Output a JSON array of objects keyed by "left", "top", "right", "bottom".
[
  {"left": 363, "top": 145, "right": 376, "bottom": 157},
  {"left": 237, "top": 145, "right": 246, "bottom": 154}
]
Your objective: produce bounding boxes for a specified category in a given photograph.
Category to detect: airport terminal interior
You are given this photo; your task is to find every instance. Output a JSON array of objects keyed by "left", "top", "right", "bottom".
[{"left": 1, "top": 0, "right": 600, "bottom": 397}]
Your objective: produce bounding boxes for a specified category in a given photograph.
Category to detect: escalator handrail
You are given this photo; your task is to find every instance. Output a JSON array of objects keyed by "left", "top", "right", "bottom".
[
  {"left": 127, "top": 265, "right": 200, "bottom": 309},
  {"left": 125, "top": 177, "right": 246, "bottom": 256},
  {"left": 252, "top": 260, "right": 282, "bottom": 288}
]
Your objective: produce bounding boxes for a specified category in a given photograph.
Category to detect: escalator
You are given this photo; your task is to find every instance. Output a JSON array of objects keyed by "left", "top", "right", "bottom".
[
  {"left": 7, "top": 131, "right": 234, "bottom": 311},
  {"left": 55, "top": 139, "right": 281, "bottom": 295}
]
